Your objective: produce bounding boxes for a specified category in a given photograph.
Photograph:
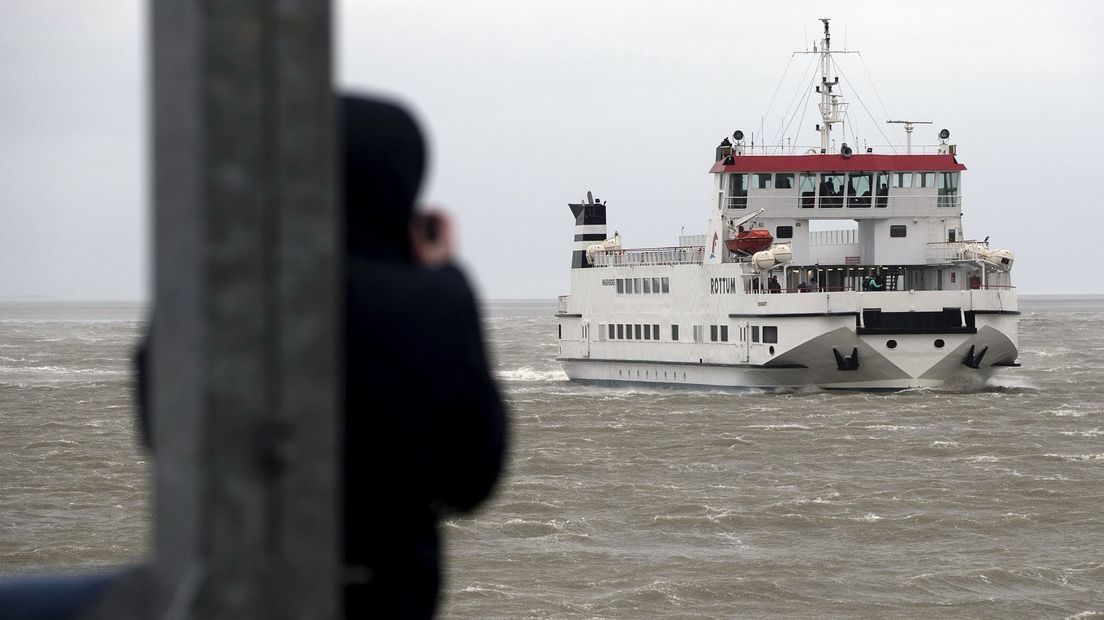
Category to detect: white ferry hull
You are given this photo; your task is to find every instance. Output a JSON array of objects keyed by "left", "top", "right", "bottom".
[{"left": 559, "top": 322, "right": 1016, "bottom": 390}]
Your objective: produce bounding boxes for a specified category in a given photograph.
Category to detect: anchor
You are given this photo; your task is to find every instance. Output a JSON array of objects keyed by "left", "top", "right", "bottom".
[
  {"left": 962, "top": 344, "right": 988, "bottom": 369},
  {"left": 833, "top": 347, "right": 860, "bottom": 371}
]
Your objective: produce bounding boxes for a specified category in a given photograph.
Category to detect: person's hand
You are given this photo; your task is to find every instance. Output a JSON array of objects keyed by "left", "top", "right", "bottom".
[{"left": 409, "top": 210, "right": 455, "bottom": 266}]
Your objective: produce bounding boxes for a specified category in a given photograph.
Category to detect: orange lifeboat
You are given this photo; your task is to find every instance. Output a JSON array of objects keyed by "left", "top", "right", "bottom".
[{"left": 725, "top": 228, "right": 773, "bottom": 255}]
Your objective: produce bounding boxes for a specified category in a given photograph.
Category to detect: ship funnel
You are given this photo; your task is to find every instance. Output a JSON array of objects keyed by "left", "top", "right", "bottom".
[{"left": 568, "top": 191, "right": 608, "bottom": 269}]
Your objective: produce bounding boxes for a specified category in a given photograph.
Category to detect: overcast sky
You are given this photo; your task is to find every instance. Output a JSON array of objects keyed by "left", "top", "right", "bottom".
[{"left": 2, "top": 1, "right": 1102, "bottom": 300}]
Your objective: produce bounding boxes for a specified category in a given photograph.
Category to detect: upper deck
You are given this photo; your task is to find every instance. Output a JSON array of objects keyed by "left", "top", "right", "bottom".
[{"left": 708, "top": 150, "right": 965, "bottom": 216}]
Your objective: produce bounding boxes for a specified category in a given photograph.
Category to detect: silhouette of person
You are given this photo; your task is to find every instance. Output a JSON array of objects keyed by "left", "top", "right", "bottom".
[{"left": 342, "top": 95, "right": 507, "bottom": 619}]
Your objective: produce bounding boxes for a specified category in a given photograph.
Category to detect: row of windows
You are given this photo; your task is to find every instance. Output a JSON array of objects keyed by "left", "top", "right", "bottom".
[
  {"left": 720, "top": 171, "right": 959, "bottom": 209},
  {"left": 616, "top": 277, "right": 670, "bottom": 294},
  {"left": 606, "top": 323, "right": 667, "bottom": 341},
  {"left": 721, "top": 172, "right": 958, "bottom": 192},
  {"left": 769, "top": 224, "right": 907, "bottom": 239},
  {"left": 595, "top": 322, "right": 778, "bottom": 344}
]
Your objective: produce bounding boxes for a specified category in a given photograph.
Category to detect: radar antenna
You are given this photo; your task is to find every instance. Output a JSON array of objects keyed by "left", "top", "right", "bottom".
[{"left": 886, "top": 120, "right": 932, "bottom": 154}]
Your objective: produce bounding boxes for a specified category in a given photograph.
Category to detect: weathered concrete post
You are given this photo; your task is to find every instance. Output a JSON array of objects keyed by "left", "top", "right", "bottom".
[{"left": 91, "top": 1, "right": 339, "bottom": 617}]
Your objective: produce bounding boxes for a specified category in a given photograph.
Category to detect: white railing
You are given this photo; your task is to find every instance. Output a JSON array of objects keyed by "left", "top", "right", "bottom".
[
  {"left": 733, "top": 143, "right": 958, "bottom": 156},
  {"left": 719, "top": 193, "right": 964, "bottom": 212},
  {"left": 590, "top": 246, "right": 705, "bottom": 267},
  {"left": 926, "top": 241, "right": 991, "bottom": 264}
]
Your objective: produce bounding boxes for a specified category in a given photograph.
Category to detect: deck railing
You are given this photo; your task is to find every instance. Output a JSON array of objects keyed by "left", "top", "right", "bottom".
[
  {"left": 926, "top": 240, "right": 992, "bottom": 264},
  {"left": 590, "top": 246, "right": 705, "bottom": 267}
]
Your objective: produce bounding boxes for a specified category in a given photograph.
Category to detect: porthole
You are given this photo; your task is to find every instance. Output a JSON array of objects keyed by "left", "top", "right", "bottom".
[
  {"left": 769, "top": 346, "right": 775, "bottom": 355},
  {"left": 887, "top": 339, "right": 897, "bottom": 349},
  {"left": 934, "top": 339, "right": 945, "bottom": 349}
]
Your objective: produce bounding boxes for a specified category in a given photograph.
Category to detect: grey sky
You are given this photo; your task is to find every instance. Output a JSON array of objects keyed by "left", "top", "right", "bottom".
[{"left": 2, "top": 1, "right": 1102, "bottom": 300}]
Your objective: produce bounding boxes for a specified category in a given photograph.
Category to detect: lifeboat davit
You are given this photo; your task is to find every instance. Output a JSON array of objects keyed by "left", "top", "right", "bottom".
[{"left": 725, "top": 229, "right": 773, "bottom": 255}]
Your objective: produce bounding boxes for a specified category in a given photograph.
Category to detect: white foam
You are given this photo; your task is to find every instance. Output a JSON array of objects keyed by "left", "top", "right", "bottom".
[{"left": 495, "top": 366, "right": 568, "bottom": 382}]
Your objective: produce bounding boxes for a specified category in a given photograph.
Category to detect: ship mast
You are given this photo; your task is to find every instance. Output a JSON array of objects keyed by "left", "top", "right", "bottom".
[{"left": 816, "top": 18, "right": 847, "bottom": 152}]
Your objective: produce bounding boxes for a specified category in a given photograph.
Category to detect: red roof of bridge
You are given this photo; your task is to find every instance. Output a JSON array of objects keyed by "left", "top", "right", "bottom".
[{"left": 709, "top": 153, "right": 966, "bottom": 174}]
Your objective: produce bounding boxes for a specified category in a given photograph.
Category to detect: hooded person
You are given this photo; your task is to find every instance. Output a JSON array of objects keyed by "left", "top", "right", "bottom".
[{"left": 341, "top": 95, "right": 507, "bottom": 618}]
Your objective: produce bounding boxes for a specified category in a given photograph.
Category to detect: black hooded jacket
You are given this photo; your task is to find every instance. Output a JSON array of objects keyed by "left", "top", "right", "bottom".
[{"left": 342, "top": 95, "right": 507, "bottom": 618}]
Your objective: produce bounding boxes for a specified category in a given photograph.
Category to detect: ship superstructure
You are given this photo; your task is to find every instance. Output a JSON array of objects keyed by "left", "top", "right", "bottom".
[{"left": 556, "top": 20, "right": 1019, "bottom": 390}]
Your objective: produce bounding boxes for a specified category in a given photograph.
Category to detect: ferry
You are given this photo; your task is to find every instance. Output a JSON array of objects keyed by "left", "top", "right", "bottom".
[{"left": 556, "top": 20, "right": 1019, "bottom": 390}]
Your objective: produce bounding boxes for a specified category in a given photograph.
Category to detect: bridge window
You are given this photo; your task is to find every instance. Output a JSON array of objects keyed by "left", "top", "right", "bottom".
[
  {"left": 652, "top": 277, "right": 661, "bottom": 293},
  {"left": 892, "top": 172, "right": 913, "bottom": 188},
  {"left": 819, "top": 173, "right": 844, "bottom": 207},
  {"left": 763, "top": 326, "right": 778, "bottom": 343},
  {"left": 653, "top": 324, "right": 660, "bottom": 339},
  {"left": 727, "top": 173, "right": 748, "bottom": 208},
  {"left": 938, "top": 172, "right": 959, "bottom": 208},
  {"left": 643, "top": 278, "right": 652, "bottom": 293},
  {"left": 775, "top": 173, "right": 794, "bottom": 189},
  {"left": 616, "top": 278, "right": 624, "bottom": 293},
  {"left": 720, "top": 325, "right": 729, "bottom": 342},
  {"left": 890, "top": 225, "right": 907, "bottom": 238},
  {"left": 617, "top": 324, "right": 624, "bottom": 339},
  {"left": 661, "top": 277, "right": 670, "bottom": 293},
  {"left": 846, "top": 172, "right": 873, "bottom": 208},
  {"left": 608, "top": 324, "right": 615, "bottom": 339},
  {"left": 799, "top": 173, "right": 816, "bottom": 208},
  {"left": 776, "top": 225, "right": 793, "bottom": 239},
  {"left": 875, "top": 172, "right": 889, "bottom": 207},
  {"left": 753, "top": 173, "right": 772, "bottom": 189},
  {"left": 710, "top": 325, "right": 718, "bottom": 342},
  {"left": 671, "top": 324, "right": 679, "bottom": 341},
  {"left": 643, "top": 324, "right": 651, "bottom": 340},
  {"left": 919, "top": 172, "right": 936, "bottom": 188},
  {"left": 634, "top": 324, "right": 642, "bottom": 340}
]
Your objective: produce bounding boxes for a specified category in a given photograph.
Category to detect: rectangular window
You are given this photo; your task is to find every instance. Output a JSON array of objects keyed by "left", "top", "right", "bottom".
[
  {"left": 720, "top": 325, "right": 729, "bottom": 342},
  {"left": 616, "top": 278, "right": 624, "bottom": 294},
  {"left": 558, "top": 324, "right": 562, "bottom": 339},
  {"left": 819, "top": 173, "right": 845, "bottom": 207},
  {"left": 617, "top": 324, "right": 624, "bottom": 339},
  {"left": 775, "top": 173, "right": 794, "bottom": 189},
  {"left": 652, "top": 278, "right": 661, "bottom": 293},
  {"left": 728, "top": 174, "right": 749, "bottom": 208},
  {"left": 799, "top": 173, "right": 817, "bottom": 208},
  {"left": 892, "top": 172, "right": 913, "bottom": 188},
  {"left": 752, "top": 325, "right": 760, "bottom": 342},
  {"left": 643, "top": 324, "right": 651, "bottom": 340},
  {"left": 875, "top": 172, "right": 889, "bottom": 207},
  {"left": 661, "top": 277, "right": 670, "bottom": 293},
  {"left": 753, "top": 173, "right": 772, "bottom": 190},
  {"left": 653, "top": 324, "right": 660, "bottom": 339},
  {"left": 634, "top": 278, "right": 642, "bottom": 293},
  {"left": 693, "top": 325, "right": 704, "bottom": 343},
  {"left": 920, "top": 172, "right": 935, "bottom": 188},
  {"left": 775, "top": 225, "right": 793, "bottom": 239},
  {"left": 763, "top": 326, "right": 778, "bottom": 343},
  {"left": 643, "top": 278, "right": 652, "bottom": 294},
  {"left": 890, "top": 225, "right": 907, "bottom": 238},
  {"left": 671, "top": 324, "right": 679, "bottom": 341},
  {"left": 710, "top": 325, "right": 718, "bottom": 342},
  {"left": 846, "top": 172, "right": 873, "bottom": 208},
  {"left": 938, "top": 172, "right": 959, "bottom": 208},
  {"left": 608, "top": 324, "right": 615, "bottom": 339},
  {"left": 634, "top": 324, "right": 642, "bottom": 340}
]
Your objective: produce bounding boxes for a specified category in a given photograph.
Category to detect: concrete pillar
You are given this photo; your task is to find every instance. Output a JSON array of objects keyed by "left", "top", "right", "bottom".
[{"left": 90, "top": 1, "right": 339, "bottom": 617}]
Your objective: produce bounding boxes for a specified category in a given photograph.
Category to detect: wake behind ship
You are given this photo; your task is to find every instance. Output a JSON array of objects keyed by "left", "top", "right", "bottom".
[{"left": 556, "top": 20, "right": 1019, "bottom": 390}]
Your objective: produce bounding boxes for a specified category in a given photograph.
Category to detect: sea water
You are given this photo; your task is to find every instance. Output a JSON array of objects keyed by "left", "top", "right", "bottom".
[{"left": 1, "top": 297, "right": 1102, "bottom": 618}]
